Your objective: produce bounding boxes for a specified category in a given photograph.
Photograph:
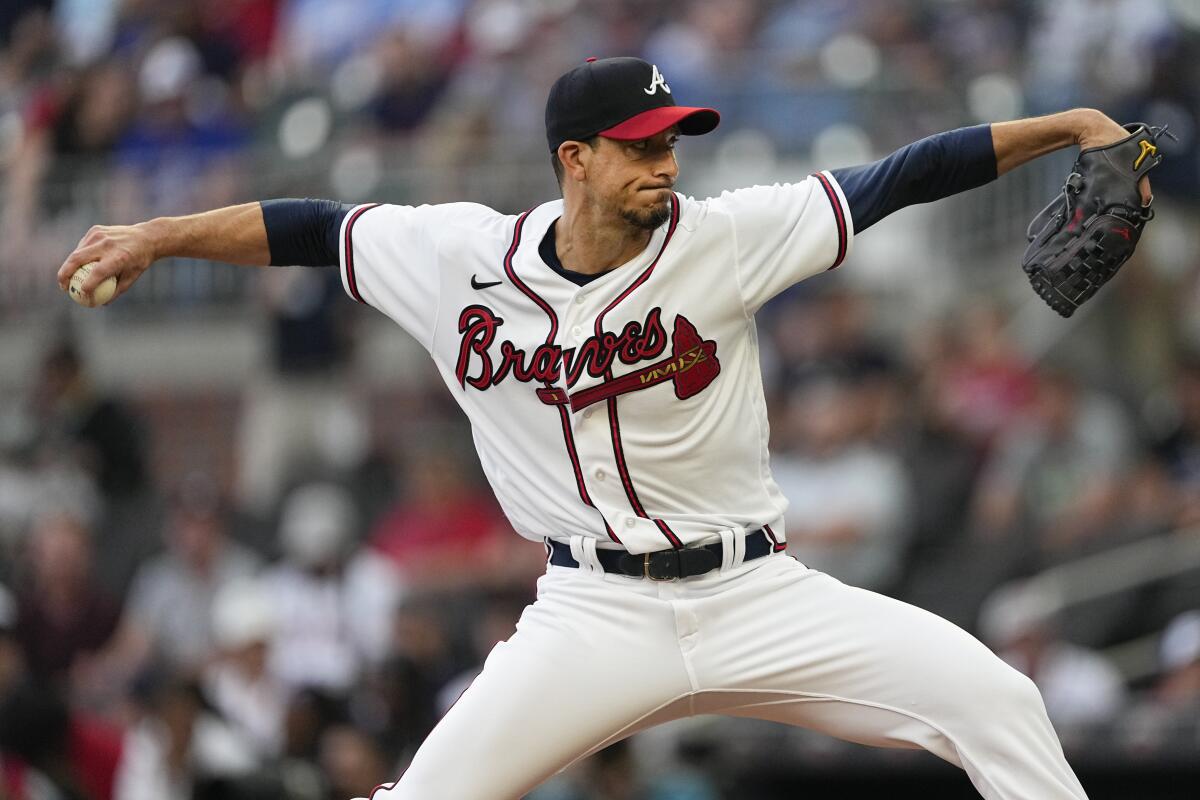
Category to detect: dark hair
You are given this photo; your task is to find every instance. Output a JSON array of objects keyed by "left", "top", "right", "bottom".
[{"left": 551, "top": 137, "right": 598, "bottom": 188}]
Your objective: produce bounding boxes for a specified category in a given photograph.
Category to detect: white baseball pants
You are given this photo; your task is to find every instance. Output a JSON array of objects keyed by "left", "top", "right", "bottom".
[{"left": 366, "top": 549, "right": 1087, "bottom": 800}]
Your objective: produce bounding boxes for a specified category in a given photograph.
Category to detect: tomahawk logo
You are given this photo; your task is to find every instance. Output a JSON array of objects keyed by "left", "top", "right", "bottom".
[
  {"left": 644, "top": 65, "right": 671, "bottom": 95},
  {"left": 568, "top": 316, "right": 719, "bottom": 411}
]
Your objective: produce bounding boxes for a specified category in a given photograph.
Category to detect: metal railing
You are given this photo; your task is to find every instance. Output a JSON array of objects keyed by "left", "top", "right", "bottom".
[{"left": 988, "top": 529, "right": 1200, "bottom": 681}]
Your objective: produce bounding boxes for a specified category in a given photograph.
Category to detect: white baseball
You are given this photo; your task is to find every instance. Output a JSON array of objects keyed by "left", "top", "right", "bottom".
[{"left": 68, "top": 262, "right": 118, "bottom": 308}]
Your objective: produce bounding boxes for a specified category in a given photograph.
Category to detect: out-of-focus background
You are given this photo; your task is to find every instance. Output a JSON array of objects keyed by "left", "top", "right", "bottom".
[{"left": 1, "top": 0, "right": 1199, "bottom": 798}]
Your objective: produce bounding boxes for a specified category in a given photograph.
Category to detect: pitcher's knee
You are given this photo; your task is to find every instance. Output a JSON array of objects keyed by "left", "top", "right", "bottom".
[
  {"left": 995, "top": 664, "right": 1046, "bottom": 713},
  {"left": 965, "top": 660, "right": 1052, "bottom": 734}
]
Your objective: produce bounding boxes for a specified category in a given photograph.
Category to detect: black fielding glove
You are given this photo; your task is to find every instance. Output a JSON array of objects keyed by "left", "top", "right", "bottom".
[{"left": 1021, "top": 123, "right": 1171, "bottom": 317}]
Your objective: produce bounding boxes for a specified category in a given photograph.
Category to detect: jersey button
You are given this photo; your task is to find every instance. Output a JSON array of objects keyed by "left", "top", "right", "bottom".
[
  {"left": 582, "top": 408, "right": 594, "bottom": 420},
  {"left": 571, "top": 326, "right": 583, "bottom": 339},
  {"left": 594, "top": 468, "right": 606, "bottom": 481},
  {"left": 624, "top": 518, "right": 635, "bottom": 528},
  {"left": 575, "top": 294, "right": 586, "bottom": 305}
]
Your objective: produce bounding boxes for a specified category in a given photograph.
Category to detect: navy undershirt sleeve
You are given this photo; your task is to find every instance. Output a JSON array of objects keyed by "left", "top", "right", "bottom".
[
  {"left": 830, "top": 124, "right": 997, "bottom": 233},
  {"left": 260, "top": 198, "right": 355, "bottom": 267}
]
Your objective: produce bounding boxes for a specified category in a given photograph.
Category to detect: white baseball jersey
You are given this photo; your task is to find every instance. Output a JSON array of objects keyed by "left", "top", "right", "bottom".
[{"left": 337, "top": 174, "right": 853, "bottom": 554}]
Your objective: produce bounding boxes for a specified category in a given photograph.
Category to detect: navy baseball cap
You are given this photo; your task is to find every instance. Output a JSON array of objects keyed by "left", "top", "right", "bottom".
[{"left": 545, "top": 57, "right": 720, "bottom": 153}]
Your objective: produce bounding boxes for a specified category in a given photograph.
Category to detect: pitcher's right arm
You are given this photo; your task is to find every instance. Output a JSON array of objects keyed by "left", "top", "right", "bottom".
[{"left": 56, "top": 199, "right": 351, "bottom": 303}]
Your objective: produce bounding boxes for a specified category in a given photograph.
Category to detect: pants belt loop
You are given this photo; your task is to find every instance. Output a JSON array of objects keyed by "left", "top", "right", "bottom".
[
  {"left": 731, "top": 526, "right": 748, "bottom": 569},
  {"left": 569, "top": 536, "right": 603, "bottom": 576},
  {"left": 568, "top": 536, "right": 590, "bottom": 575},
  {"left": 581, "top": 537, "right": 601, "bottom": 575},
  {"left": 719, "top": 529, "right": 736, "bottom": 573}
]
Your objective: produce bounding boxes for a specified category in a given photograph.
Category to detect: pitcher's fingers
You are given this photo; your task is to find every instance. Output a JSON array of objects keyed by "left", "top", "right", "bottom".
[
  {"left": 57, "top": 243, "right": 107, "bottom": 290},
  {"left": 111, "top": 270, "right": 139, "bottom": 301},
  {"left": 1139, "top": 176, "right": 1152, "bottom": 207},
  {"left": 80, "top": 257, "right": 122, "bottom": 295}
]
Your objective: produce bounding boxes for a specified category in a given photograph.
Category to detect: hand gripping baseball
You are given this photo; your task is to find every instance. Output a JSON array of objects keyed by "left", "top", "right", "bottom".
[
  {"left": 57, "top": 223, "right": 158, "bottom": 306},
  {"left": 1021, "top": 122, "right": 1172, "bottom": 317}
]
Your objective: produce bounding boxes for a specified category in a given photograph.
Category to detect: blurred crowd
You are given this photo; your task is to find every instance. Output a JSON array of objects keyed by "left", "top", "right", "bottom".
[
  {"left": 3, "top": 0, "right": 1200, "bottom": 799},
  {"left": 3, "top": 0, "right": 1200, "bottom": 290}
]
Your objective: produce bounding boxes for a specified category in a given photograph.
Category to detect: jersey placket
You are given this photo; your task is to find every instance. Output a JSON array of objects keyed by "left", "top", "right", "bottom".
[
  {"left": 560, "top": 195, "right": 684, "bottom": 552},
  {"left": 501, "top": 210, "right": 622, "bottom": 544},
  {"left": 556, "top": 283, "right": 628, "bottom": 542}
]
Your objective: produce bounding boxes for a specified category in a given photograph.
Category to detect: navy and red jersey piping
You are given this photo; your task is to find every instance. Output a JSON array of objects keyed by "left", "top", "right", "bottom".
[
  {"left": 342, "top": 203, "right": 381, "bottom": 303},
  {"left": 503, "top": 209, "right": 621, "bottom": 544},
  {"left": 593, "top": 194, "right": 684, "bottom": 549},
  {"left": 812, "top": 173, "right": 848, "bottom": 270}
]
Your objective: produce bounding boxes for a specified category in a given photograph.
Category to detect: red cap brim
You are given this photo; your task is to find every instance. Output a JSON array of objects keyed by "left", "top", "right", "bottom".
[{"left": 598, "top": 106, "right": 720, "bottom": 141}]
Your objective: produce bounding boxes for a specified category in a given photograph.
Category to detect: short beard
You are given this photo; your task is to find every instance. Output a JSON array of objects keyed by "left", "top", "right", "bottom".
[{"left": 620, "top": 202, "right": 671, "bottom": 231}]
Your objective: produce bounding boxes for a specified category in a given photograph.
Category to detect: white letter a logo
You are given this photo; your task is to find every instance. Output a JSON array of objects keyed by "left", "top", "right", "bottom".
[{"left": 644, "top": 65, "right": 671, "bottom": 95}]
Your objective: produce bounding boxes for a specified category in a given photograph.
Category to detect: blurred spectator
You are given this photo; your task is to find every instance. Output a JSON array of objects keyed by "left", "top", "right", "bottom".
[
  {"left": 1077, "top": 454, "right": 1180, "bottom": 555},
  {"left": 264, "top": 482, "right": 400, "bottom": 692},
  {"left": 766, "top": 287, "right": 895, "bottom": 398},
  {"left": 1120, "top": 609, "right": 1200, "bottom": 758},
  {"left": 26, "top": 340, "right": 155, "bottom": 594},
  {"left": 237, "top": 267, "right": 367, "bottom": 517},
  {"left": 2, "top": 59, "right": 133, "bottom": 278},
  {"left": 52, "top": 0, "right": 120, "bottom": 65},
  {"left": 88, "top": 475, "right": 261, "bottom": 703},
  {"left": 201, "top": 579, "right": 288, "bottom": 759},
  {"left": 28, "top": 341, "right": 148, "bottom": 503},
  {"left": 0, "top": 681, "right": 124, "bottom": 800},
  {"left": 528, "top": 738, "right": 720, "bottom": 800},
  {"left": 897, "top": 366, "right": 980, "bottom": 562},
  {"left": 14, "top": 511, "right": 120, "bottom": 680},
  {"left": 108, "top": 37, "right": 248, "bottom": 221},
  {"left": 980, "top": 581, "right": 1128, "bottom": 732},
  {"left": 435, "top": 594, "right": 524, "bottom": 716},
  {"left": 317, "top": 724, "right": 390, "bottom": 800},
  {"left": 972, "top": 369, "right": 1134, "bottom": 562},
  {"left": 644, "top": 0, "right": 757, "bottom": 103},
  {"left": 1156, "top": 610, "right": 1200, "bottom": 709},
  {"left": 928, "top": 0, "right": 1025, "bottom": 78},
  {"left": 203, "top": 0, "right": 283, "bottom": 66},
  {"left": 281, "top": 688, "right": 347, "bottom": 764},
  {"left": 275, "top": 0, "right": 394, "bottom": 76},
  {"left": 1152, "top": 356, "right": 1200, "bottom": 527},
  {"left": 369, "top": 450, "right": 518, "bottom": 588},
  {"left": 113, "top": 678, "right": 257, "bottom": 800},
  {"left": 0, "top": 2, "right": 54, "bottom": 89},
  {"left": 0, "top": 0, "right": 50, "bottom": 50},
  {"left": 771, "top": 379, "right": 911, "bottom": 591},
  {"left": 356, "top": 598, "right": 457, "bottom": 765},
  {"left": 1025, "top": 0, "right": 1174, "bottom": 112},
  {"left": 922, "top": 303, "right": 1037, "bottom": 450},
  {"left": 0, "top": 584, "right": 23, "bottom": 697},
  {"left": 370, "top": 29, "right": 453, "bottom": 134}
]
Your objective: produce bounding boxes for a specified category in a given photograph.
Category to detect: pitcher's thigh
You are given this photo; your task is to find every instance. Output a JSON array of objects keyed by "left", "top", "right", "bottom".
[
  {"left": 374, "top": 577, "right": 693, "bottom": 800},
  {"left": 698, "top": 560, "right": 1084, "bottom": 798},
  {"left": 702, "top": 562, "right": 1040, "bottom": 744}
]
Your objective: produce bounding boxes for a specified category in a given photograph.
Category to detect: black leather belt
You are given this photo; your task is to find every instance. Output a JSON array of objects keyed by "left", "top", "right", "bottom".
[{"left": 548, "top": 528, "right": 777, "bottom": 580}]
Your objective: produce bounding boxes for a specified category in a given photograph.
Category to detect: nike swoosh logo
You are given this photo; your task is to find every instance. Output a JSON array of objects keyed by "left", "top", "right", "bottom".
[{"left": 471, "top": 276, "right": 502, "bottom": 290}]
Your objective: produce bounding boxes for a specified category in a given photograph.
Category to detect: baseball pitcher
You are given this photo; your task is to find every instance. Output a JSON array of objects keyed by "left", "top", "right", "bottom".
[{"left": 59, "top": 57, "right": 1165, "bottom": 799}]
